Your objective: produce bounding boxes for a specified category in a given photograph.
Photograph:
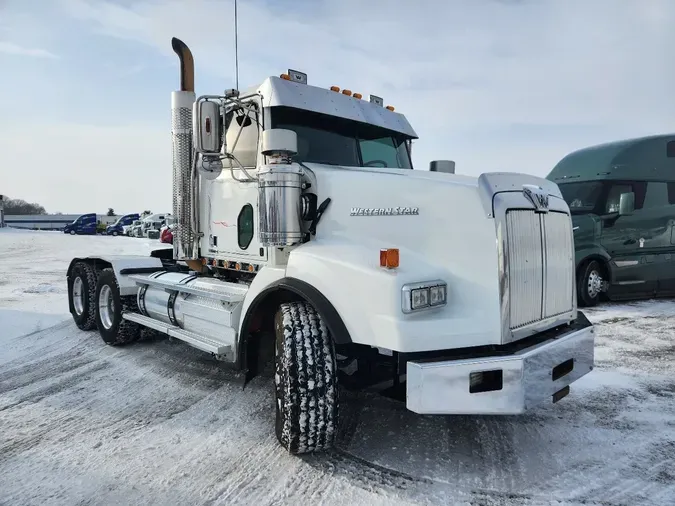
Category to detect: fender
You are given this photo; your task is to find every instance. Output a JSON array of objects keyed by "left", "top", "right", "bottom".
[
  {"left": 575, "top": 246, "right": 612, "bottom": 271},
  {"left": 66, "top": 255, "right": 164, "bottom": 296},
  {"left": 238, "top": 276, "right": 352, "bottom": 367}
]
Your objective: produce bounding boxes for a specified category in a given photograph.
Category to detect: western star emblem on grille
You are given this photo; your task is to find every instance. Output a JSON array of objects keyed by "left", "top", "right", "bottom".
[
  {"left": 350, "top": 207, "right": 419, "bottom": 216},
  {"left": 522, "top": 184, "right": 549, "bottom": 213}
]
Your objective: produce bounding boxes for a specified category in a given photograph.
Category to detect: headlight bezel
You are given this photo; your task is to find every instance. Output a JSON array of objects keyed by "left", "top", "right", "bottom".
[{"left": 401, "top": 280, "right": 447, "bottom": 314}]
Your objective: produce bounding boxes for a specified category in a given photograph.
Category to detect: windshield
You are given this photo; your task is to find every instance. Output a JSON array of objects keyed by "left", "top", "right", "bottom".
[
  {"left": 270, "top": 106, "right": 412, "bottom": 169},
  {"left": 558, "top": 181, "right": 604, "bottom": 214}
]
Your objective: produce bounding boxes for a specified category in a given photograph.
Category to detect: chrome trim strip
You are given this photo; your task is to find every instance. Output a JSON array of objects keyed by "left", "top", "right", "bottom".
[{"left": 615, "top": 260, "right": 639, "bottom": 267}]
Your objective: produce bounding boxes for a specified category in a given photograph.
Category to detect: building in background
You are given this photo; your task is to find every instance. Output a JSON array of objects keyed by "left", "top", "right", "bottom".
[
  {"left": 4, "top": 214, "right": 119, "bottom": 231},
  {"left": 0, "top": 195, "right": 5, "bottom": 228}
]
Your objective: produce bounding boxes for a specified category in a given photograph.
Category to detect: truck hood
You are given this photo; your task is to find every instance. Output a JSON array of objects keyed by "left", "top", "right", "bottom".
[{"left": 283, "top": 163, "right": 566, "bottom": 351}]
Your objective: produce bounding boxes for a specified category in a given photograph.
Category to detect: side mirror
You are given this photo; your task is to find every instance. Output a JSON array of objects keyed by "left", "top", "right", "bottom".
[
  {"left": 619, "top": 192, "right": 635, "bottom": 216},
  {"left": 193, "top": 100, "right": 223, "bottom": 154}
]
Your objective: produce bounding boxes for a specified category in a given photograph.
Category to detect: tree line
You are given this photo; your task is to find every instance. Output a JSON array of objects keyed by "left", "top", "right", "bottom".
[{"left": 1, "top": 197, "right": 46, "bottom": 215}]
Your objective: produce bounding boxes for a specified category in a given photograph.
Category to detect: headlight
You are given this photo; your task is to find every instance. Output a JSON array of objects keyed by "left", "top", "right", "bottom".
[{"left": 402, "top": 280, "right": 447, "bottom": 314}]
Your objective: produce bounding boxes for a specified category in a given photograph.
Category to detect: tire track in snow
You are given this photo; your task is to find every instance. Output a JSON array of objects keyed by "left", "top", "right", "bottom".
[
  {"left": 568, "top": 439, "right": 675, "bottom": 506},
  {"left": 0, "top": 361, "right": 112, "bottom": 464}
]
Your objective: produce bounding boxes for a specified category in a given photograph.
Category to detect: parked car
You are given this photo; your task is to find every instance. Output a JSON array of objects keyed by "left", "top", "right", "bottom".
[{"left": 160, "top": 223, "right": 174, "bottom": 244}]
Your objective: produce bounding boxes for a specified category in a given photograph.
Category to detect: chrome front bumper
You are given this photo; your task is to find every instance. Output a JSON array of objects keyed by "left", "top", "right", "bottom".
[{"left": 406, "top": 314, "right": 595, "bottom": 415}]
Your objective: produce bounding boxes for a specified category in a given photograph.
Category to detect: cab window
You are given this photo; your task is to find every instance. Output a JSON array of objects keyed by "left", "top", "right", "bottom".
[
  {"left": 605, "top": 181, "right": 645, "bottom": 213},
  {"left": 360, "top": 137, "right": 411, "bottom": 169}
]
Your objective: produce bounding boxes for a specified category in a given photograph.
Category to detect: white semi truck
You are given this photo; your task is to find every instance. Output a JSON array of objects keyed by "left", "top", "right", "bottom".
[{"left": 66, "top": 37, "right": 595, "bottom": 455}]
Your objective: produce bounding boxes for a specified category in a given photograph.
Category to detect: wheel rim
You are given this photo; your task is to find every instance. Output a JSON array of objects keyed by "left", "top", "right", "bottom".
[
  {"left": 587, "top": 270, "right": 603, "bottom": 298},
  {"left": 98, "top": 285, "right": 115, "bottom": 330},
  {"left": 72, "top": 277, "right": 84, "bottom": 316}
]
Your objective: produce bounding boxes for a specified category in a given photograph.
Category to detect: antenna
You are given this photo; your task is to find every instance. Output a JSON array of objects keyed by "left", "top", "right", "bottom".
[{"left": 234, "top": 0, "right": 239, "bottom": 90}]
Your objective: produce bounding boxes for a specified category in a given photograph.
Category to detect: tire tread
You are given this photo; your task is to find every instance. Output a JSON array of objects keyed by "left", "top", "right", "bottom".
[{"left": 275, "top": 301, "right": 337, "bottom": 454}]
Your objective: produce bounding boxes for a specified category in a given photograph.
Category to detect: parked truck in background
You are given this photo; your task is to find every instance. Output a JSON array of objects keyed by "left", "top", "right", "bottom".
[
  {"left": 547, "top": 133, "right": 675, "bottom": 306},
  {"left": 107, "top": 213, "right": 141, "bottom": 236},
  {"left": 65, "top": 37, "right": 596, "bottom": 456},
  {"left": 63, "top": 213, "right": 97, "bottom": 235},
  {"left": 127, "top": 219, "right": 142, "bottom": 237}
]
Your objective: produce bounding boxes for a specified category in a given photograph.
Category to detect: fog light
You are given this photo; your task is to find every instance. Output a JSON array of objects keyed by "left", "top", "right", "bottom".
[{"left": 411, "top": 288, "right": 429, "bottom": 310}]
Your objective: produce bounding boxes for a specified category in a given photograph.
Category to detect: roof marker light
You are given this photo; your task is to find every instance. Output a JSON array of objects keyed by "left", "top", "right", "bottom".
[
  {"left": 353, "top": 93, "right": 362, "bottom": 99},
  {"left": 330, "top": 86, "right": 340, "bottom": 92},
  {"left": 386, "top": 105, "right": 395, "bottom": 112},
  {"left": 280, "top": 73, "right": 291, "bottom": 80},
  {"left": 342, "top": 89, "right": 352, "bottom": 96}
]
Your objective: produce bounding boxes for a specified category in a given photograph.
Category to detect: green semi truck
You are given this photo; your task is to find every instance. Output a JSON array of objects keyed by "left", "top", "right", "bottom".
[{"left": 547, "top": 133, "right": 675, "bottom": 306}]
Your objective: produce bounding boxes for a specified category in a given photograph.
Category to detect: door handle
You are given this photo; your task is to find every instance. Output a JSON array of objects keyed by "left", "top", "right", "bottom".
[{"left": 623, "top": 238, "right": 636, "bottom": 245}]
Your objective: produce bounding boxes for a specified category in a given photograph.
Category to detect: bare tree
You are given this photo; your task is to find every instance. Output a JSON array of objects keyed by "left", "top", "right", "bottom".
[{"left": 3, "top": 197, "right": 46, "bottom": 215}]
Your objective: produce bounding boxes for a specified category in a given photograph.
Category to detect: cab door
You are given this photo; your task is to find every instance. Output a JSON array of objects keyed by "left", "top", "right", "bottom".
[
  {"left": 648, "top": 182, "right": 675, "bottom": 296},
  {"left": 202, "top": 97, "right": 267, "bottom": 264},
  {"left": 599, "top": 181, "right": 655, "bottom": 299}
]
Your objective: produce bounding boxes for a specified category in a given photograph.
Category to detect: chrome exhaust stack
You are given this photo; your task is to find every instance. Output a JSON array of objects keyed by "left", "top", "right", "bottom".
[{"left": 170, "top": 37, "right": 200, "bottom": 261}]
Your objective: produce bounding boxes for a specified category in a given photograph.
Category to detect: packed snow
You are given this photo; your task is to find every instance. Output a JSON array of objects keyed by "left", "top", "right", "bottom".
[{"left": 1, "top": 228, "right": 674, "bottom": 505}]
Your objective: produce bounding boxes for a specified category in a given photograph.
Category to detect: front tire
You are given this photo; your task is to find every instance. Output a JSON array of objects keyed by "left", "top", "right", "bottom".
[
  {"left": 578, "top": 260, "right": 604, "bottom": 307},
  {"left": 274, "top": 301, "right": 338, "bottom": 455},
  {"left": 95, "top": 268, "right": 141, "bottom": 346},
  {"left": 68, "top": 261, "right": 99, "bottom": 331}
]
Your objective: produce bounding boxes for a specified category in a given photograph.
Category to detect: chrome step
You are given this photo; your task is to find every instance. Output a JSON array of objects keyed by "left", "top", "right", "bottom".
[
  {"left": 123, "top": 312, "right": 234, "bottom": 357},
  {"left": 128, "top": 274, "right": 247, "bottom": 303}
]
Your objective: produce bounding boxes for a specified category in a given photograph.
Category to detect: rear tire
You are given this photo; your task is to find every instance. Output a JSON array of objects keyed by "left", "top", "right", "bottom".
[
  {"left": 68, "top": 262, "right": 99, "bottom": 331},
  {"left": 95, "top": 268, "right": 141, "bottom": 346},
  {"left": 274, "top": 301, "right": 338, "bottom": 454},
  {"left": 578, "top": 260, "right": 604, "bottom": 307}
]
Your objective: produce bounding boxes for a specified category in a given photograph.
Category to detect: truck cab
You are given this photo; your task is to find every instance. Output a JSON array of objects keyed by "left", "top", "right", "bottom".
[
  {"left": 63, "top": 213, "right": 97, "bottom": 235},
  {"left": 547, "top": 134, "right": 675, "bottom": 306},
  {"left": 138, "top": 213, "right": 170, "bottom": 238},
  {"left": 64, "top": 36, "right": 595, "bottom": 457},
  {"left": 107, "top": 213, "right": 140, "bottom": 236}
]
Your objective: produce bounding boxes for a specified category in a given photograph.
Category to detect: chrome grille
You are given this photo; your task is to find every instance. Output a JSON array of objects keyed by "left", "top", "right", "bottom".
[
  {"left": 505, "top": 210, "right": 574, "bottom": 331},
  {"left": 543, "top": 211, "right": 575, "bottom": 318}
]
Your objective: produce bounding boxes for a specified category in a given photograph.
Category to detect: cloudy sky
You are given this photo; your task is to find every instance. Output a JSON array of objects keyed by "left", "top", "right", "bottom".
[{"left": 1, "top": 0, "right": 673, "bottom": 214}]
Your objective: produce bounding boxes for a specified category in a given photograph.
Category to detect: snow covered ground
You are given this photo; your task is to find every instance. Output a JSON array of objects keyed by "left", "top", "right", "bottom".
[{"left": 1, "top": 228, "right": 674, "bottom": 506}]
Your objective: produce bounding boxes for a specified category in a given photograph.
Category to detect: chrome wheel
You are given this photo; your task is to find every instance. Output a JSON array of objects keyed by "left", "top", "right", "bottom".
[
  {"left": 72, "top": 277, "right": 84, "bottom": 316},
  {"left": 587, "top": 270, "right": 603, "bottom": 298},
  {"left": 98, "top": 285, "right": 115, "bottom": 330}
]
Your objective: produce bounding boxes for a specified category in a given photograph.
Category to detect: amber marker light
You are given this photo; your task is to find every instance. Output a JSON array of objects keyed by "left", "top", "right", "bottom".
[{"left": 380, "top": 248, "right": 400, "bottom": 269}]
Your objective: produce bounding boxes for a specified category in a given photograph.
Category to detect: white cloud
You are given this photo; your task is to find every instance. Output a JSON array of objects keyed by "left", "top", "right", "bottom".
[
  {"left": 0, "top": 42, "right": 58, "bottom": 59},
  {"left": 2, "top": 0, "right": 674, "bottom": 212}
]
